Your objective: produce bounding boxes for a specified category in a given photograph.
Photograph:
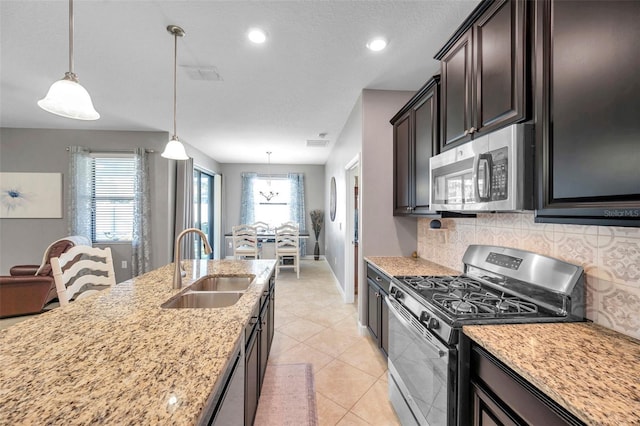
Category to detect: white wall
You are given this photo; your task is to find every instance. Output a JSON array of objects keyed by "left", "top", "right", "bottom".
[
  {"left": 324, "top": 90, "right": 416, "bottom": 295},
  {"left": 361, "top": 89, "right": 418, "bottom": 258},
  {"left": 218, "top": 163, "right": 325, "bottom": 255},
  {"left": 0, "top": 127, "right": 220, "bottom": 283}
]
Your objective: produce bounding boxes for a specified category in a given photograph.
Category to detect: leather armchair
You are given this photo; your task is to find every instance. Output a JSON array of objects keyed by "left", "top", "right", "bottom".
[{"left": 0, "top": 236, "right": 90, "bottom": 318}]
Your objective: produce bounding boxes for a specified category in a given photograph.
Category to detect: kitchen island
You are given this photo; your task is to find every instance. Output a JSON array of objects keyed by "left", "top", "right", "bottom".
[{"left": 0, "top": 259, "right": 275, "bottom": 425}]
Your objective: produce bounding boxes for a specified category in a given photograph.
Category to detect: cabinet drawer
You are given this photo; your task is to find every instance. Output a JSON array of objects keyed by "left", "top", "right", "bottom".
[{"left": 366, "top": 264, "right": 391, "bottom": 293}]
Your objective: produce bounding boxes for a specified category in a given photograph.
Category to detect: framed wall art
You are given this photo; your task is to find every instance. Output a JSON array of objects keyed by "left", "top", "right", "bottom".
[{"left": 0, "top": 172, "right": 63, "bottom": 218}]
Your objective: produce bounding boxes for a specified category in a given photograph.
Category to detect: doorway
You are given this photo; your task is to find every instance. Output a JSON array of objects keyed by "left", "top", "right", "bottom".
[{"left": 344, "top": 154, "right": 360, "bottom": 304}]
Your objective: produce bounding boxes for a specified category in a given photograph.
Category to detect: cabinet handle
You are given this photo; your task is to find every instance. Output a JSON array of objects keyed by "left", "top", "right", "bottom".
[
  {"left": 469, "top": 127, "right": 477, "bottom": 134},
  {"left": 375, "top": 276, "right": 382, "bottom": 282},
  {"left": 464, "top": 129, "right": 469, "bottom": 136}
]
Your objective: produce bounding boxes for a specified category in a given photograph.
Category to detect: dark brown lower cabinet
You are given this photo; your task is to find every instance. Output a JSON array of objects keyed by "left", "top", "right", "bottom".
[
  {"left": 470, "top": 343, "right": 585, "bottom": 426},
  {"left": 366, "top": 263, "right": 390, "bottom": 357},
  {"left": 244, "top": 275, "right": 275, "bottom": 426},
  {"left": 244, "top": 311, "right": 260, "bottom": 426}
]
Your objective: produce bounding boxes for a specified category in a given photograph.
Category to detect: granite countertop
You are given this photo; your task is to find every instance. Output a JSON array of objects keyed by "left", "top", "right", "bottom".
[
  {"left": 0, "top": 259, "right": 276, "bottom": 425},
  {"left": 364, "top": 256, "right": 461, "bottom": 277},
  {"left": 464, "top": 323, "right": 640, "bottom": 425}
]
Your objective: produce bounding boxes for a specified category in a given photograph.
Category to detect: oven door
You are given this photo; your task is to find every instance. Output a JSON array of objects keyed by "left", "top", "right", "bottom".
[{"left": 386, "top": 296, "right": 456, "bottom": 426}]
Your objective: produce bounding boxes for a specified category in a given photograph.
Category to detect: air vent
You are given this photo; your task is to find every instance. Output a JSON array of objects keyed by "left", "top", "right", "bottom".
[
  {"left": 306, "top": 139, "right": 329, "bottom": 148},
  {"left": 182, "top": 66, "right": 223, "bottom": 81}
]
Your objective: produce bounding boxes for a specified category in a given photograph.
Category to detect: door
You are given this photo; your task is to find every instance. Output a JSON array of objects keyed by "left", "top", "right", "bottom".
[
  {"left": 344, "top": 154, "right": 360, "bottom": 304},
  {"left": 413, "top": 82, "right": 439, "bottom": 214},
  {"left": 353, "top": 176, "right": 359, "bottom": 297}
]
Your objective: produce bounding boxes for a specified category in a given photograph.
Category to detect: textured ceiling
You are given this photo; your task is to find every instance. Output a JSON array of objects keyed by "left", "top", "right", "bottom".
[{"left": 0, "top": 0, "right": 479, "bottom": 164}]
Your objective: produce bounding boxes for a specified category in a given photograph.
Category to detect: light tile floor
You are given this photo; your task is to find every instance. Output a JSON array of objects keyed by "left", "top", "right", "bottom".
[{"left": 266, "top": 259, "right": 400, "bottom": 426}]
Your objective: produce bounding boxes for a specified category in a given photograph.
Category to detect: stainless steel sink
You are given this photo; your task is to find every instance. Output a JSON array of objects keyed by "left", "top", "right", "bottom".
[
  {"left": 161, "top": 291, "right": 245, "bottom": 309},
  {"left": 187, "top": 275, "right": 255, "bottom": 292}
]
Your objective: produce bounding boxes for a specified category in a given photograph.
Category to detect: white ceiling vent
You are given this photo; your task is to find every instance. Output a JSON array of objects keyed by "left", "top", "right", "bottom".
[
  {"left": 306, "top": 139, "right": 329, "bottom": 148},
  {"left": 182, "top": 66, "right": 223, "bottom": 81}
]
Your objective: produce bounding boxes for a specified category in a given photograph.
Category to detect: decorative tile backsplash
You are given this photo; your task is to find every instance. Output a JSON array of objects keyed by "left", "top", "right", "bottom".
[{"left": 417, "top": 213, "right": 640, "bottom": 340}]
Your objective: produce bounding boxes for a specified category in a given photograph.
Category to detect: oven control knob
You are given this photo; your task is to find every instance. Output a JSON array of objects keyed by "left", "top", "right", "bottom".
[
  {"left": 420, "top": 312, "right": 439, "bottom": 329},
  {"left": 427, "top": 318, "right": 440, "bottom": 329}
]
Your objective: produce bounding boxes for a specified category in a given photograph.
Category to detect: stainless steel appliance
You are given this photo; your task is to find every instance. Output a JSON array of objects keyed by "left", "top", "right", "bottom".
[
  {"left": 429, "top": 124, "right": 534, "bottom": 212},
  {"left": 386, "top": 245, "right": 585, "bottom": 426}
]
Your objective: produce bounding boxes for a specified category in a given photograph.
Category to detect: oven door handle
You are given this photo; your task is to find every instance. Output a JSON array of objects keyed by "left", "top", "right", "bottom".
[{"left": 386, "top": 295, "right": 447, "bottom": 358}]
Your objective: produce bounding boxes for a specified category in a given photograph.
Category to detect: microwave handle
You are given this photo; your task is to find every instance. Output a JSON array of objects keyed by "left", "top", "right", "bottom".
[{"left": 476, "top": 153, "right": 492, "bottom": 202}]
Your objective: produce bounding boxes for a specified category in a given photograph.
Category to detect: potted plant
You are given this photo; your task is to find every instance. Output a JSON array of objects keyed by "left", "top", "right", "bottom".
[{"left": 309, "top": 209, "right": 324, "bottom": 261}]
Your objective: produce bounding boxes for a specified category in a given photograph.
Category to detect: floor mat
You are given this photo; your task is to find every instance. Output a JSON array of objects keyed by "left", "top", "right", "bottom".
[{"left": 254, "top": 363, "right": 318, "bottom": 426}]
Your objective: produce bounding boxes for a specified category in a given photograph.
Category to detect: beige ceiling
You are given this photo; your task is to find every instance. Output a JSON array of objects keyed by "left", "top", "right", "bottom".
[{"left": 0, "top": 0, "right": 479, "bottom": 164}]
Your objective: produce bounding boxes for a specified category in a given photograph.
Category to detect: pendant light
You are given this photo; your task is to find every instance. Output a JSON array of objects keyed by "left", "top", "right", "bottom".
[
  {"left": 259, "top": 152, "right": 279, "bottom": 202},
  {"left": 161, "top": 25, "right": 189, "bottom": 161},
  {"left": 37, "top": 0, "right": 99, "bottom": 120}
]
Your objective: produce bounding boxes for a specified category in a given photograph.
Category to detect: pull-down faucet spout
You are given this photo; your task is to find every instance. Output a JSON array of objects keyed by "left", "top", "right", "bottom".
[{"left": 172, "top": 228, "right": 212, "bottom": 289}]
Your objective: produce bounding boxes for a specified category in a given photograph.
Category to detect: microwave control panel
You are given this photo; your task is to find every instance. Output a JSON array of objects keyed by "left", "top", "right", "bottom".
[{"left": 490, "top": 147, "right": 508, "bottom": 201}]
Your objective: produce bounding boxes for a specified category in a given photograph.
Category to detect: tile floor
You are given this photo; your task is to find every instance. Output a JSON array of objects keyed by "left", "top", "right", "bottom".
[{"left": 266, "top": 259, "right": 400, "bottom": 426}]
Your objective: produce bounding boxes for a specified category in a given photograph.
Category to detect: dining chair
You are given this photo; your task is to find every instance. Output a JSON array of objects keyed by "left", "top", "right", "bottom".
[
  {"left": 252, "top": 221, "right": 270, "bottom": 234},
  {"left": 280, "top": 221, "right": 299, "bottom": 229},
  {"left": 232, "top": 224, "right": 261, "bottom": 260},
  {"left": 275, "top": 224, "right": 300, "bottom": 278},
  {"left": 51, "top": 246, "right": 116, "bottom": 307}
]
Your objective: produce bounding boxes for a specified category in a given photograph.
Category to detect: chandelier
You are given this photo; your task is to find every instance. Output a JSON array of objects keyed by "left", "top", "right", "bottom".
[{"left": 259, "top": 152, "right": 279, "bottom": 202}]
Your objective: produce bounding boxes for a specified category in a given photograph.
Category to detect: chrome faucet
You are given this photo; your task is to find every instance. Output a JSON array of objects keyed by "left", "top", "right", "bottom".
[{"left": 172, "top": 228, "right": 213, "bottom": 289}]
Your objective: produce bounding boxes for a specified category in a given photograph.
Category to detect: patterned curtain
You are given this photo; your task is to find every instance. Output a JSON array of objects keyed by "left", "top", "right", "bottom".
[
  {"left": 240, "top": 172, "right": 257, "bottom": 225},
  {"left": 132, "top": 148, "right": 151, "bottom": 276},
  {"left": 67, "top": 146, "right": 92, "bottom": 241},
  {"left": 174, "top": 158, "right": 195, "bottom": 259},
  {"left": 288, "top": 173, "right": 306, "bottom": 256}
]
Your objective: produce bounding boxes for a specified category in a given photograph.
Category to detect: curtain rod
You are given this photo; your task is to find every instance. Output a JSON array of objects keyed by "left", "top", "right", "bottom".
[
  {"left": 257, "top": 173, "right": 287, "bottom": 178},
  {"left": 65, "top": 147, "right": 155, "bottom": 153}
]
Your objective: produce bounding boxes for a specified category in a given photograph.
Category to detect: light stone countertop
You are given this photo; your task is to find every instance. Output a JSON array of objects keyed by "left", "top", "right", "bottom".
[
  {"left": 464, "top": 323, "right": 640, "bottom": 426},
  {"left": 0, "top": 259, "right": 276, "bottom": 425},
  {"left": 364, "top": 256, "right": 461, "bottom": 277}
]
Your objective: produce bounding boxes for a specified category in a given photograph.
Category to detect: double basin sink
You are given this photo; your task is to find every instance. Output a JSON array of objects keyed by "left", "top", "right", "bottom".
[{"left": 162, "top": 275, "right": 255, "bottom": 309}]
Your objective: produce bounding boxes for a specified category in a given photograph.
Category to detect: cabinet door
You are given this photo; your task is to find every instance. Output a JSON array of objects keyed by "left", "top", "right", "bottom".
[
  {"left": 535, "top": 0, "right": 640, "bottom": 226},
  {"left": 379, "top": 292, "right": 389, "bottom": 357},
  {"left": 259, "top": 299, "right": 269, "bottom": 390},
  {"left": 267, "top": 283, "right": 275, "bottom": 354},
  {"left": 472, "top": 384, "right": 520, "bottom": 426},
  {"left": 393, "top": 111, "right": 412, "bottom": 215},
  {"left": 441, "top": 30, "right": 473, "bottom": 150},
  {"left": 244, "top": 330, "right": 259, "bottom": 426},
  {"left": 412, "top": 85, "right": 438, "bottom": 214},
  {"left": 366, "top": 280, "right": 380, "bottom": 341},
  {"left": 474, "top": 0, "right": 526, "bottom": 135},
  {"left": 210, "top": 348, "right": 244, "bottom": 426}
]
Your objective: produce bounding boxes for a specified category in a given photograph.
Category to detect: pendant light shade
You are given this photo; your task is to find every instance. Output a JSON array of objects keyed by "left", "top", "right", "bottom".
[
  {"left": 161, "top": 135, "right": 189, "bottom": 160},
  {"left": 161, "top": 25, "right": 189, "bottom": 161},
  {"left": 38, "top": 0, "right": 99, "bottom": 120}
]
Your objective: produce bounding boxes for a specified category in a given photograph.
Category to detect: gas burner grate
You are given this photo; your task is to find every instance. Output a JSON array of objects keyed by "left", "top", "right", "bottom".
[
  {"left": 398, "top": 275, "right": 483, "bottom": 292},
  {"left": 433, "top": 291, "right": 539, "bottom": 317}
]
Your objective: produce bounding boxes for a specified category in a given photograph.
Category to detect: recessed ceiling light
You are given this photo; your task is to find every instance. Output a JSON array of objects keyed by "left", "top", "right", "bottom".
[
  {"left": 366, "top": 37, "right": 387, "bottom": 52},
  {"left": 248, "top": 28, "right": 267, "bottom": 44}
]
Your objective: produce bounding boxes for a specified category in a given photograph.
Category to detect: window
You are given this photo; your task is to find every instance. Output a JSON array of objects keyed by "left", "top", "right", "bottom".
[
  {"left": 253, "top": 176, "right": 292, "bottom": 228},
  {"left": 91, "top": 154, "right": 135, "bottom": 242},
  {"left": 193, "top": 168, "right": 215, "bottom": 259}
]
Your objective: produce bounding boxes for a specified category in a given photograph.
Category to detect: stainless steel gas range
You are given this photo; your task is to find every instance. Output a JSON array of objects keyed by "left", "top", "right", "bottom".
[{"left": 386, "top": 245, "right": 585, "bottom": 426}]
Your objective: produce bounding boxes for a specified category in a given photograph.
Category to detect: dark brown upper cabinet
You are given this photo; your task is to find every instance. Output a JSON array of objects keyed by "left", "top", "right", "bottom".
[
  {"left": 436, "top": 0, "right": 528, "bottom": 152},
  {"left": 534, "top": 0, "right": 640, "bottom": 226},
  {"left": 391, "top": 76, "right": 440, "bottom": 216}
]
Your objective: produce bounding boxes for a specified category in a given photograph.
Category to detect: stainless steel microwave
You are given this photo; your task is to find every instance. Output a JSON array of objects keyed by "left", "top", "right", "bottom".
[{"left": 429, "top": 124, "right": 534, "bottom": 212}]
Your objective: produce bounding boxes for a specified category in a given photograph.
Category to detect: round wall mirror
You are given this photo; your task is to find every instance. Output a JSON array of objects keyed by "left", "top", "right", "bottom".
[{"left": 329, "top": 177, "right": 337, "bottom": 221}]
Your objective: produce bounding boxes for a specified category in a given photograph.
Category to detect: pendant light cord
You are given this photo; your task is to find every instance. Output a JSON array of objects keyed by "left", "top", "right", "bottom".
[
  {"left": 173, "top": 29, "right": 178, "bottom": 139},
  {"left": 68, "top": 0, "right": 74, "bottom": 75}
]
